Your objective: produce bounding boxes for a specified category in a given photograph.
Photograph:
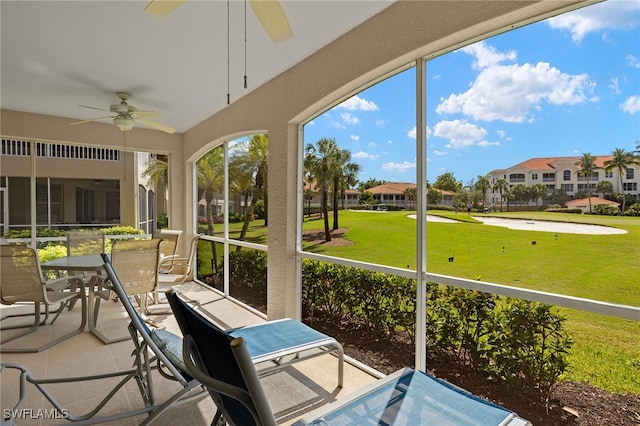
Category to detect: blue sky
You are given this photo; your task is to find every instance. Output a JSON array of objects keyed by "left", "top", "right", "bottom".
[{"left": 303, "top": 0, "right": 640, "bottom": 185}]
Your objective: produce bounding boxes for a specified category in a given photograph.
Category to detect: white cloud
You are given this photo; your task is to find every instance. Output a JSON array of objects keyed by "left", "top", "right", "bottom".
[
  {"left": 433, "top": 119, "right": 488, "bottom": 148},
  {"left": 627, "top": 54, "right": 640, "bottom": 69},
  {"left": 387, "top": 140, "right": 393, "bottom": 145},
  {"left": 477, "top": 141, "right": 500, "bottom": 147},
  {"left": 337, "top": 95, "right": 379, "bottom": 111},
  {"left": 368, "top": 141, "right": 377, "bottom": 147},
  {"left": 459, "top": 41, "right": 517, "bottom": 70},
  {"left": 350, "top": 134, "right": 360, "bottom": 141},
  {"left": 407, "top": 126, "right": 416, "bottom": 139},
  {"left": 433, "top": 150, "right": 448, "bottom": 156},
  {"left": 375, "top": 119, "right": 388, "bottom": 126},
  {"left": 382, "top": 161, "right": 416, "bottom": 172},
  {"left": 353, "top": 151, "right": 380, "bottom": 160},
  {"left": 547, "top": 0, "right": 640, "bottom": 43},
  {"left": 620, "top": 95, "right": 640, "bottom": 114},
  {"left": 609, "top": 77, "right": 621, "bottom": 94},
  {"left": 341, "top": 112, "right": 360, "bottom": 125},
  {"left": 436, "top": 59, "right": 596, "bottom": 123}
]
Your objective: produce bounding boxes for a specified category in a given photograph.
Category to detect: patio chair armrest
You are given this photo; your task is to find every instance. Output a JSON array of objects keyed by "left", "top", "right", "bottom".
[{"left": 44, "top": 277, "right": 74, "bottom": 292}]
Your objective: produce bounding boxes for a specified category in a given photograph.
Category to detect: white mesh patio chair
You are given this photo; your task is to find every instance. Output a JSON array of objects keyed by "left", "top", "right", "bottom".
[
  {"left": 1, "top": 252, "right": 206, "bottom": 425},
  {"left": 155, "top": 234, "right": 201, "bottom": 302},
  {"left": 91, "top": 238, "right": 168, "bottom": 344},
  {"left": 0, "top": 244, "right": 86, "bottom": 353}
]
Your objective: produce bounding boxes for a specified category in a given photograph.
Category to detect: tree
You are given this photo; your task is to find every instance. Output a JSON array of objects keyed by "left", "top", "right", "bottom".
[
  {"left": 231, "top": 134, "right": 268, "bottom": 245},
  {"left": 331, "top": 150, "right": 361, "bottom": 228},
  {"left": 303, "top": 189, "right": 314, "bottom": 218},
  {"left": 142, "top": 155, "right": 168, "bottom": 188},
  {"left": 474, "top": 174, "right": 491, "bottom": 210},
  {"left": 404, "top": 186, "right": 417, "bottom": 209},
  {"left": 358, "top": 178, "right": 387, "bottom": 191},
  {"left": 549, "top": 189, "right": 569, "bottom": 207},
  {"left": 604, "top": 148, "right": 639, "bottom": 212},
  {"left": 532, "top": 184, "right": 548, "bottom": 207},
  {"left": 433, "top": 172, "right": 462, "bottom": 192},
  {"left": 576, "top": 153, "right": 598, "bottom": 214},
  {"left": 493, "top": 178, "right": 509, "bottom": 212},
  {"left": 197, "top": 148, "right": 224, "bottom": 272},
  {"left": 595, "top": 180, "right": 614, "bottom": 198},
  {"left": 426, "top": 187, "right": 442, "bottom": 205},
  {"left": 304, "top": 138, "right": 340, "bottom": 242},
  {"left": 510, "top": 184, "right": 528, "bottom": 210}
]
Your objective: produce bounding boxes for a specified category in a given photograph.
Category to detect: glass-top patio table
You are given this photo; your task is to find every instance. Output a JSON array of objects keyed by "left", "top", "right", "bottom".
[
  {"left": 40, "top": 254, "right": 123, "bottom": 344},
  {"left": 293, "top": 368, "right": 531, "bottom": 426}
]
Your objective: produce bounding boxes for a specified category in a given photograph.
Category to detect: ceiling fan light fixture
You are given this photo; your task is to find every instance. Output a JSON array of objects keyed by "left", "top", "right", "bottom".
[{"left": 114, "top": 116, "right": 134, "bottom": 131}]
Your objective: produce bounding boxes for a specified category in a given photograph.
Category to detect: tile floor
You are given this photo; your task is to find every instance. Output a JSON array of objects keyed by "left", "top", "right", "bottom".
[{"left": 1, "top": 282, "right": 380, "bottom": 425}]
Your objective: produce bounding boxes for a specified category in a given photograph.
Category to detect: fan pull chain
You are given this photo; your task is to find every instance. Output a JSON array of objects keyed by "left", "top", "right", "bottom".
[
  {"left": 226, "top": 0, "right": 231, "bottom": 105},
  {"left": 244, "top": 0, "right": 248, "bottom": 89}
]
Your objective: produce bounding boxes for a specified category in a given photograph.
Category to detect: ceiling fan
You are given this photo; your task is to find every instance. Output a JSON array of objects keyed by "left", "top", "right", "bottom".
[
  {"left": 70, "top": 92, "right": 176, "bottom": 134},
  {"left": 144, "top": 0, "right": 293, "bottom": 43}
]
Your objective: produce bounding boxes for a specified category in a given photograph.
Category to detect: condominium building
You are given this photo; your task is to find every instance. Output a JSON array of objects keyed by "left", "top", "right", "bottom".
[{"left": 487, "top": 156, "right": 639, "bottom": 209}]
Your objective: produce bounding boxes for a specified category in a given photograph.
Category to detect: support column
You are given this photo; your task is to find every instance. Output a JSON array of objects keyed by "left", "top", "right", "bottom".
[{"left": 266, "top": 123, "right": 299, "bottom": 320}]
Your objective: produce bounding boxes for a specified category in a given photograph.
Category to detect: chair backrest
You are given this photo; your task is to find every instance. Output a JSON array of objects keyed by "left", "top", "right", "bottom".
[
  {"left": 166, "top": 290, "right": 277, "bottom": 426},
  {"left": 152, "top": 229, "right": 182, "bottom": 259},
  {"left": 101, "top": 253, "right": 191, "bottom": 386},
  {"left": 66, "top": 230, "right": 105, "bottom": 256},
  {"left": 0, "top": 244, "right": 46, "bottom": 304},
  {"left": 110, "top": 239, "right": 161, "bottom": 296},
  {"left": 183, "top": 234, "right": 201, "bottom": 276}
]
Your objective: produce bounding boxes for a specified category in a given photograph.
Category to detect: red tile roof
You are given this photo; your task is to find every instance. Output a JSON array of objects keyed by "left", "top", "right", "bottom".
[
  {"left": 566, "top": 197, "right": 620, "bottom": 207},
  {"left": 512, "top": 155, "right": 616, "bottom": 171}
]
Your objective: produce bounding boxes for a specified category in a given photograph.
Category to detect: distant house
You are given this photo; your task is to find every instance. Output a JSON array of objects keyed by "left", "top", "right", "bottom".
[
  {"left": 368, "top": 182, "right": 415, "bottom": 209},
  {"left": 365, "top": 182, "right": 456, "bottom": 209},
  {"left": 566, "top": 197, "right": 620, "bottom": 214},
  {"left": 303, "top": 179, "right": 360, "bottom": 209}
]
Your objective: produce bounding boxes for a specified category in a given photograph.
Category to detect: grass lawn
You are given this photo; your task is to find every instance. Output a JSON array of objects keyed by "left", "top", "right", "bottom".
[
  {"left": 206, "top": 211, "right": 639, "bottom": 394},
  {"left": 300, "top": 210, "right": 640, "bottom": 394}
]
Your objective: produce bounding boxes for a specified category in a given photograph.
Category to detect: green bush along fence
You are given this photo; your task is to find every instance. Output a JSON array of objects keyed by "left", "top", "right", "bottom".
[{"left": 197, "top": 249, "right": 572, "bottom": 399}]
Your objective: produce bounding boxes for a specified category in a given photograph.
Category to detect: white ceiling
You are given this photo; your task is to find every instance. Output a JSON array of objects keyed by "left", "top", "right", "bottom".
[{"left": 1, "top": 1, "right": 393, "bottom": 134}]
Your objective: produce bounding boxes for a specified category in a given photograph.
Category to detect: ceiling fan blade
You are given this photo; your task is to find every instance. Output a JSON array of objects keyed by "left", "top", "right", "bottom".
[
  {"left": 144, "top": 0, "right": 186, "bottom": 16},
  {"left": 69, "top": 116, "right": 114, "bottom": 126},
  {"left": 134, "top": 110, "right": 161, "bottom": 118},
  {"left": 249, "top": 0, "right": 292, "bottom": 43},
  {"left": 79, "top": 105, "right": 111, "bottom": 112},
  {"left": 137, "top": 118, "right": 176, "bottom": 134}
]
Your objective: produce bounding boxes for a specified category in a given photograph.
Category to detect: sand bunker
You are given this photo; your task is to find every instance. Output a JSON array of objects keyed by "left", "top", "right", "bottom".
[{"left": 473, "top": 216, "right": 626, "bottom": 235}]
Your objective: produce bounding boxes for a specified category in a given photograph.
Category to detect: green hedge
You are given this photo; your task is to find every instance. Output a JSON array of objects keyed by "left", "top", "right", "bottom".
[
  {"left": 204, "top": 251, "right": 572, "bottom": 399},
  {"left": 301, "top": 258, "right": 572, "bottom": 399}
]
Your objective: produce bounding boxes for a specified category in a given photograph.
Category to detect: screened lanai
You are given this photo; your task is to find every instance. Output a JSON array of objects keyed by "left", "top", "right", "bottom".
[{"left": 3, "top": 0, "right": 637, "bottom": 391}]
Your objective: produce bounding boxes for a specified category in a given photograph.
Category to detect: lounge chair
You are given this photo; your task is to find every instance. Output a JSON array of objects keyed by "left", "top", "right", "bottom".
[
  {"left": 0, "top": 252, "right": 206, "bottom": 425},
  {"left": 167, "top": 288, "right": 344, "bottom": 387},
  {"left": 0, "top": 244, "right": 86, "bottom": 353},
  {"left": 167, "top": 290, "right": 532, "bottom": 426}
]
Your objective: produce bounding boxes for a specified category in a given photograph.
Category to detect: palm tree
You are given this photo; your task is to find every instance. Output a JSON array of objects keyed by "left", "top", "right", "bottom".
[
  {"left": 604, "top": 148, "right": 639, "bottom": 212},
  {"left": 404, "top": 187, "right": 417, "bottom": 210},
  {"left": 142, "top": 155, "right": 168, "bottom": 187},
  {"left": 197, "top": 148, "right": 224, "bottom": 271},
  {"left": 474, "top": 174, "right": 491, "bottom": 211},
  {"left": 493, "top": 178, "right": 508, "bottom": 212},
  {"left": 231, "top": 134, "right": 268, "bottom": 245},
  {"left": 331, "top": 148, "right": 361, "bottom": 229},
  {"left": 576, "top": 153, "right": 598, "bottom": 214},
  {"left": 304, "top": 138, "right": 340, "bottom": 242},
  {"left": 532, "top": 184, "right": 548, "bottom": 207}
]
